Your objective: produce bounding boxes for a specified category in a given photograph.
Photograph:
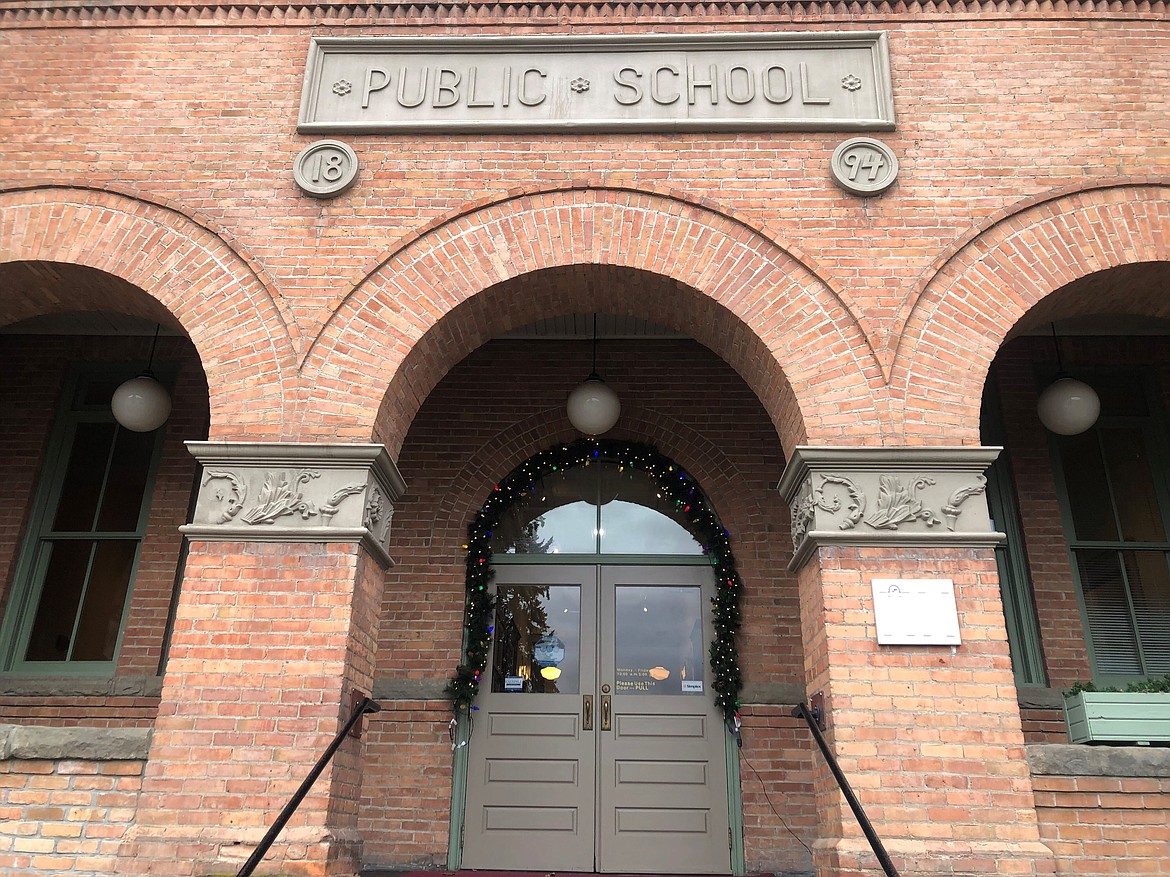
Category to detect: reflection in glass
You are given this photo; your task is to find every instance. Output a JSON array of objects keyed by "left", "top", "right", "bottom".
[
  {"left": 1100, "top": 429, "right": 1165, "bottom": 543},
  {"left": 491, "top": 466, "right": 596, "bottom": 554},
  {"left": 491, "top": 585, "right": 581, "bottom": 694},
  {"left": 97, "top": 429, "right": 156, "bottom": 531},
  {"left": 72, "top": 540, "right": 137, "bottom": 661},
  {"left": 613, "top": 585, "right": 704, "bottom": 695},
  {"left": 52, "top": 423, "right": 116, "bottom": 532},
  {"left": 25, "top": 541, "right": 93, "bottom": 661},
  {"left": 1127, "top": 551, "right": 1170, "bottom": 674},
  {"left": 1077, "top": 549, "right": 1142, "bottom": 676},
  {"left": 1060, "top": 432, "right": 1118, "bottom": 542},
  {"left": 491, "top": 461, "right": 703, "bottom": 556},
  {"left": 600, "top": 501, "right": 703, "bottom": 555}
]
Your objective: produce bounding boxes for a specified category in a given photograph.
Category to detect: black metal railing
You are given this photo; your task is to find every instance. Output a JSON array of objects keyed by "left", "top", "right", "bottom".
[
  {"left": 236, "top": 694, "right": 381, "bottom": 877},
  {"left": 793, "top": 701, "right": 900, "bottom": 877}
]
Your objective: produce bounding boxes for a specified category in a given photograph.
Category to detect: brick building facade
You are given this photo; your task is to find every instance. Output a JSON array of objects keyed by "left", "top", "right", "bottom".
[{"left": 2, "top": 2, "right": 1170, "bottom": 876}]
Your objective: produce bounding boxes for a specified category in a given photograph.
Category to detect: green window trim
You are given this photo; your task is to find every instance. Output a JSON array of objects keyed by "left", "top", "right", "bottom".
[
  {"left": 982, "top": 377, "right": 1048, "bottom": 687},
  {"left": 1048, "top": 366, "right": 1170, "bottom": 688},
  {"left": 0, "top": 365, "right": 169, "bottom": 675}
]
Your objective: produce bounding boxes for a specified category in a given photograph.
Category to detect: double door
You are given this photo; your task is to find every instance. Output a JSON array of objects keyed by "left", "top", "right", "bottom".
[{"left": 461, "top": 565, "right": 731, "bottom": 874}]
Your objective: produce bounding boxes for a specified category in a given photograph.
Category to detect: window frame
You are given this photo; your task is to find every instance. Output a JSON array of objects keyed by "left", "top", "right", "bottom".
[
  {"left": 0, "top": 364, "right": 168, "bottom": 675},
  {"left": 982, "top": 376, "right": 1048, "bottom": 687},
  {"left": 1048, "top": 366, "right": 1170, "bottom": 687}
]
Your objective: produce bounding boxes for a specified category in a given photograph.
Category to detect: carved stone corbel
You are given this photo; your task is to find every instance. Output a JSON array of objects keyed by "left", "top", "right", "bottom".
[
  {"left": 181, "top": 442, "right": 407, "bottom": 569},
  {"left": 777, "top": 446, "right": 1004, "bottom": 571}
]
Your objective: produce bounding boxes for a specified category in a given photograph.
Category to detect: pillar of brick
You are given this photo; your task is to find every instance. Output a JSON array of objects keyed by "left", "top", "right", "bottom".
[
  {"left": 121, "top": 443, "right": 404, "bottom": 877},
  {"left": 780, "top": 447, "right": 1057, "bottom": 877}
]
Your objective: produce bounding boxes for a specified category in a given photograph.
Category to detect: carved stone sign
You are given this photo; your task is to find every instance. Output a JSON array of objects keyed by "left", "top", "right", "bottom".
[
  {"left": 293, "top": 139, "right": 359, "bottom": 198},
  {"left": 298, "top": 33, "right": 895, "bottom": 133},
  {"left": 777, "top": 446, "right": 1006, "bottom": 571},
  {"left": 181, "top": 442, "right": 407, "bottom": 569},
  {"left": 830, "top": 136, "right": 899, "bottom": 196}
]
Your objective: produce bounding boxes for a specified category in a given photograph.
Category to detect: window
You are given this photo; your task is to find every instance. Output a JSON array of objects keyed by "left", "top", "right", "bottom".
[
  {"left": 1051, "top": 371, "right": 1170, "bottom": 684},
  {"left": 0, "top": 368, "right": 165, "bottom": 673},
  {"left": 490, "top": 459, "right": 704, "bottom": 557}
]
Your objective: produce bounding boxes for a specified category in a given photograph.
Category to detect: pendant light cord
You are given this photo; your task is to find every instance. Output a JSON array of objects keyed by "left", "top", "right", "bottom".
[
  {"left": 146, "top": 323, "right": 161, "bottom": 375},
  {"left": 591, "top": 313, "right": 598, "bottom": 376},
  {"left": 1050, "top": 322, "right": 1066, "bottom": 374}
]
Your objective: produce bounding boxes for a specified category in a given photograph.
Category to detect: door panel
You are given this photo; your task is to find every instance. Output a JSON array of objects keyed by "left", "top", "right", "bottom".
[
  {"left": 462, "top": 564, "right": 730, "bottom": 874},
  {"left": 461, "top": 566, "right": 597, "bottom": 872},
  {"left": 598, "top": 566, "right": 730, "bottom": 874}
]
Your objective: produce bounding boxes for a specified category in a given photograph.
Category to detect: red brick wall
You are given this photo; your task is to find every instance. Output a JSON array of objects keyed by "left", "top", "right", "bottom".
[
  {"left": 125, "top": 541, "right": 375, "bottom": 876},
  {"left": 797, "top": 546, "right": 1045, "bottom": 876},
  {"left": 2, "top": 15, "right": 1168, "bottom": 450},
  {"left": 2, "top": 4, "right": 1169, "bottom": 875},
  {"left": 1033, "top": 773, "right": 1170, "bottom": 875},
  {"left": 0, "top": 757, "right": 144, "bottom": 875}
]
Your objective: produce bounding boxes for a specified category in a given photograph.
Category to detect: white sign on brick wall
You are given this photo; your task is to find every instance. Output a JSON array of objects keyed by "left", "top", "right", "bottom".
[{"left": 870, "top": 578, "right": 961, "bottom": 646}]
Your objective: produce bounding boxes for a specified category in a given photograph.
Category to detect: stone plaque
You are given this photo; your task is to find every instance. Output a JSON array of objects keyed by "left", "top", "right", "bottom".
[
  {"left": 298, "top": 33, "right": 895, "bottom": 133},
  {"left": 293, "top": 139, "right": 359, "bottom": 197},
  {"left": 830, "top": 136, "right": 899, "bottom": 196}
]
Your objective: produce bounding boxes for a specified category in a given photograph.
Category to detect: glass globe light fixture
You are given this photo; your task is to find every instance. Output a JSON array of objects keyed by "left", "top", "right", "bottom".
[
  {"left": 111, "top": 324, "right": 172, "bottom": 432},
  {"left": 567, "top": 375, "right": 621, "bottom": 436},
  {"left": 1036, "top": 323, "right": 1099, "bottom": 436},
  {"left": 112, "top": 374, "right": 172, "bottom": 432},
  {"left": 1037, "top": 376, "right": 1100, "bottom": 436},
  {"left": 567, "top": 314, "right": 620, "bottom": 436}
]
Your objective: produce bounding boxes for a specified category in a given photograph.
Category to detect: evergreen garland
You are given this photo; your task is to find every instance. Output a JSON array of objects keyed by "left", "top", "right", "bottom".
[{"left": 446, "top": 438, "right": 744, "bottom": 728}]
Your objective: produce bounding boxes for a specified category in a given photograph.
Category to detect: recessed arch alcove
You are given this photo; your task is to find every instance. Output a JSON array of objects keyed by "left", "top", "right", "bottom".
[{"left": 359, "top": 292, "right": 813, "bottom": 875}]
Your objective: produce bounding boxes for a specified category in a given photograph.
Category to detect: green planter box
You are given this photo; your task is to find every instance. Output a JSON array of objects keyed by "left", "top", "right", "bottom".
[{"left": 1064, "top": 691, "right": 1170, "bottom": 745}]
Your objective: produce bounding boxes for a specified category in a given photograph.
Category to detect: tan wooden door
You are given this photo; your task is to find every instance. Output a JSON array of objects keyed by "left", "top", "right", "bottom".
[
  {"left": 597, "top": 565, "right": 731, "bottom": 874},
  {"left": 462, "top": 564, "right": 730, "bottom": 874},
  {"left": 462, "top": 565, "right": 598, "bottom": 871}
]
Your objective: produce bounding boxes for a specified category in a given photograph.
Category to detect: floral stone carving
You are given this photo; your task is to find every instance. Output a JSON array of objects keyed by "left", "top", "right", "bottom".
[
  {"left": 183, "top": 442, "right": 407, "bottom": 569},
  {"left": 777, "top": 447, "right": 1003, "bottom": 570}
]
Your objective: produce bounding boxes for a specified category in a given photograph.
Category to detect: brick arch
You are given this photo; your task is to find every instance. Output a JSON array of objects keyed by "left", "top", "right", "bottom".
[
  {"left": 300, "top": 188, "right": 882, "bottom": 456},
  {"left": 0, "top": 186, "right": 298, "bottom": 437},
  {"left": 894, "top": 183, "right": 1170, "bottom": 443},
  {"left": 433, "top": 405, "right": 774, "bottom": 566}
]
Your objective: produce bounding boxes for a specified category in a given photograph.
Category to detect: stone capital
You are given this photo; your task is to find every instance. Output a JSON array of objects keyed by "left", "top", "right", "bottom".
[
  {"left": 180, "top": 442, "right": 407, "bottom": 569},
  {"left": 777, "top": 445, "right": 1005, "bottom": 570}
]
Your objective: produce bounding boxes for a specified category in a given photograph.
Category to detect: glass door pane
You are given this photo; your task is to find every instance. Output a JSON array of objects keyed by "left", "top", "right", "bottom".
[
  {"left": 491, "top": 583, "right": 583, "bottom": 694},
  {"left": 612, "top": 584, "right": 705, "bottom": 695}
]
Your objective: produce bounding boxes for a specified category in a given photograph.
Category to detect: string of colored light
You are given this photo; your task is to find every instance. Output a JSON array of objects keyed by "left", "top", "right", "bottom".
[{"left": 446, "top": 438, "right": 743, "bottom": 726}]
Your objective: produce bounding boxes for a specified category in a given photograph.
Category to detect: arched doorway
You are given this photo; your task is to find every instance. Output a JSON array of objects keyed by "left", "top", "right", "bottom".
[{"left": 459, "top": 441, "right": 739, "bottom": 874}]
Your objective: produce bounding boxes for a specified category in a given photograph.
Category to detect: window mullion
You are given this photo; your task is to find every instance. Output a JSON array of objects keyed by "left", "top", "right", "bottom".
[
  {"left": 1071, "top": 539, "right": 1170, "bottom": 551},
  {"left": 1115, "top": 549, "right": 1151, "bottom": 677},
  {"left": 61, "top": 540, "right": 102, "bottom": 662},
  {"left": 1095, "top": 428, "right": 1127, "bottom": 544},
  {"left": 86, "top": 425, "right": 121, "bottom": 533}
]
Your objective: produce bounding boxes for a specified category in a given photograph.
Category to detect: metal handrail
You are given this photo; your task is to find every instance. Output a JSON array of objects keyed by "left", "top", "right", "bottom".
[
  {"left": 792, "top": 701, "right": 900, "bottom": 877},
  {"left": 236, "top": 695, "right": 381, "bottom": 877}
]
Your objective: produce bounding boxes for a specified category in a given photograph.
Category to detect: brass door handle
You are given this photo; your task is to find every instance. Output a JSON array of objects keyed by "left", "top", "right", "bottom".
[
  {"left": 601, "top": 694, "right": 611, "bottom": 730},
  {"left": 583, "top": 694, "right": 593, "bottom": 731}
]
